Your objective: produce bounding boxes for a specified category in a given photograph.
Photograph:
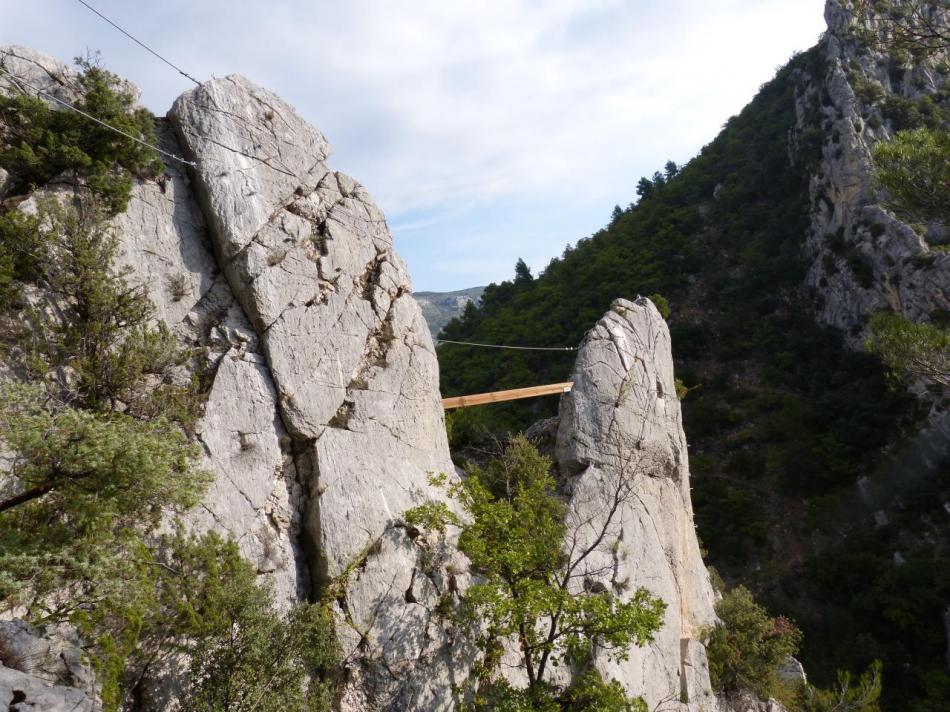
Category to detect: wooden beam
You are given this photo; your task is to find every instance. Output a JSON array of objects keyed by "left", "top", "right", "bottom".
[{"left": 442, "top": 382, "right": 574, "bottom": 410}]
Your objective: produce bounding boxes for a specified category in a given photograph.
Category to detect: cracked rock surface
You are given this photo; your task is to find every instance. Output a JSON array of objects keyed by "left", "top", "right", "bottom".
[
  {"left": 557, "top": 298, "right": 719, "bottom": 711},
  {"left": 170, "top": 75, "right": 465, "bottom": 710},
  {"left": 0, "top": 621, "right": 99, "bottom": 711}
]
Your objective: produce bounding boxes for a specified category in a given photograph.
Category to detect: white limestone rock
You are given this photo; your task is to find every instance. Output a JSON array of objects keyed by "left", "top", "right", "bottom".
[
  {"left": 0, "top": 666, "right": 98, "bottom": 712},
  {"left": 556, "top": 298, "right": 719, "bottom": 711},
  {"left": 0, "top": 45, "right": 80, "bottom": 105},
  {"left": 170, "top": 75, "right": 466, "bottom": 710},
  {"left": 112, "top": 122, "right": 220, "bottom": 328},
  {"left": 0, "top": 621, "right": 100, "bottom": 711}
]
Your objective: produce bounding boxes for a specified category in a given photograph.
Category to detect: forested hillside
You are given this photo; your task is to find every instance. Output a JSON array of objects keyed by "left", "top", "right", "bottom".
[{"left": 438, "top": 39, "right": 950, "bottom": 710}]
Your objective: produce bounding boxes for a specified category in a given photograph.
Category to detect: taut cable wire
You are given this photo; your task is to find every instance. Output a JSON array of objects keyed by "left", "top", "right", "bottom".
[
  {"left": 74, "top": 0, "right": 203, "bottom": 86},
  {"left": 436, "top": 339, "right": 576, "bottom": 352}
]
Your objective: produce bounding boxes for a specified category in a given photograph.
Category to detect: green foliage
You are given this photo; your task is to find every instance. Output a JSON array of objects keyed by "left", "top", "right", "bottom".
[
  {"left": 648, "top": 292, "right": 670, "bottom": 319},
  {"left": 0, "top": 383, "right": 210, "bottom": 611},
  {"left": 797, "top": 661, "right": 883, "bottom": 712},
  {"left": 852, "top": 1, "right": 950, "bottom": 57},
  {"left": 73, "top": 526, "right": 338, "bottom": 712},
  {"left": 704, "top": 586, "right": 802, "bottom": 699},
  {"left": 472, "top": 670, "right": 648, "bottom": 712},
  {"left": 872, "top": 128, "right": 950, "bottom": 223},
  {"left": 867, "top": 312, "right": 950, "bottom": 387},
  {"left": 405, "top": 436, "right": 664, "bottom": 708},
  {"left": 29, "top": 200, "right": 194, "bottom": 416},
  {"left": 0, "top": 198, "right": 202, "bottom": 428},
  {"left": 0, "top": 209, "right": 44, "bottom": 308},
  {"left": 0, "top": 56, "right": 163, "bottom": 214}
]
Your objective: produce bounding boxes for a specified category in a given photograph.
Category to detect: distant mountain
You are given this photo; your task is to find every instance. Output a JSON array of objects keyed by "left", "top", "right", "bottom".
[{"left": 412, "top": 286, "right": 485, "bottom": 340}]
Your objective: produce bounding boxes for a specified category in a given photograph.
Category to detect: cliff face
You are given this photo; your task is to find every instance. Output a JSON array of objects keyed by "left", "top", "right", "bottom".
[
  {"left": 556, "top": 298, "right": 719, "bottom": 711},
  {"left": 801, "top": 1, "right": 950, "bottom": 339},
  {"left": 0, "top": 47, "right": 726, "bottom": 711}
]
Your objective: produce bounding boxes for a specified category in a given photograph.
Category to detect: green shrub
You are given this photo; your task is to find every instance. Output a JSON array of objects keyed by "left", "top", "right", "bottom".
[
  {"left": 703, "top": 586, "right": 802, "bottom": 699},
  {"left": 75, "top": 526, "right": 338, "bottom": 712},
  {"left": 867, "top": 312, "right": 950, "bottom": 387},
  {"left": 648, "top": 292, "right": 671, "bottom": 319},
  {"left": 0, "top": 383, "right": 211, "bottom": 610},
  {"left": 873, "top": 128, "right": 950, "bottom": 224},
  {"left": 0, "top": 57, "right": 162, "bottom": 214},
  {"left": 406, "top": 436, "right": 664, "bottom": 709}
]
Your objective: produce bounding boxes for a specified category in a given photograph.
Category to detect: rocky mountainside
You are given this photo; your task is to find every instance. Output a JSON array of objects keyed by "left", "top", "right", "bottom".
[
  {"left": 413, "top": 286, "right": 485, "bottom": 340},
  {"left": 0, "top": 47, "right": 737, "bottom": 712},
  {"left": 436, "top": 2, "right": 950, "bottom": 708}
]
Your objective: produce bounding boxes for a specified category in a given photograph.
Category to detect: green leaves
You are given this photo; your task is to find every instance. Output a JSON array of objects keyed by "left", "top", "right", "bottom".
[
  {"left": 73, "top": 526, "right": 338, "bottom": 712},
  {"left": 703, "top": 586, "right": 802, "bottom": 699},
  {"left": 0, "top": 57, "right": 163, "bottom": 214},
  {"left": 867, "top": 312, "right": 950, "bottom": 387},
  {"left": 873, "top": 128, "right": 950, "bottom": 224},
  {"left": 0, "top": 383, "right": 210, "bottom": 609},
  {"left": 407, "top": 436, "right": 664, "bottom": 710}
]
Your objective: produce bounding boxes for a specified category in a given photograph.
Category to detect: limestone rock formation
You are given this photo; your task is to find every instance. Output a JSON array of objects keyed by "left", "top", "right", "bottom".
[
  {"left": 799, "top": 1, "right": 950, "bottom": 341},
  {"left": 556, "top": 298, "right": 720, "bottom": 711},
  {"left": 167, "top": 75, "right": 466, "bottom": 709},
  {"left": 0, "top": 621, "right": 100, "bottom": 711}
]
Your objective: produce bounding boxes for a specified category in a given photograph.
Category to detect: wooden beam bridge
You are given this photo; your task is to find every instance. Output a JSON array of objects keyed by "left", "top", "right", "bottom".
[{"left": 442, "top": 382, "right": 574, "bottom": 410}]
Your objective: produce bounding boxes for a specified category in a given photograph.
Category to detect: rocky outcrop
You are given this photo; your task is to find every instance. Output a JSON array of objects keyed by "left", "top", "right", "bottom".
[
  {"left": 167, "top": 75, "right": 465, "bottom": 709},
  {"left": 556, "top": 298, "right": 719, "bottom": 711},
  {"left": 0, "top": 621, "right": 100, "bottom": 711},
  {"left": 798, "top": 2, "right": 950, "bottom": 341},
  {"left": 413, "top": 286, "right": 485, "bottom": 339}
]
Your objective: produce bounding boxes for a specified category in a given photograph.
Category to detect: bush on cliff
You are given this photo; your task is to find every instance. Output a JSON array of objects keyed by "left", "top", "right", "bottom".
[
  {"left": 0, "top": 55, "right": 162, "bottom": 214},
  {"left": 406, "top": 435, "right": 665, "bottom": 711},
  {"left": 704, "top": 586, "right": 802, "bottom": 700}
]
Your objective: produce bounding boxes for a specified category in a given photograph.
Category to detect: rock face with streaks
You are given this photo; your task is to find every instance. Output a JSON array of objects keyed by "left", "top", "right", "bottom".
[
  {"left": 556, "top": 298, "right": 720, "bottom": 711},
  {"left": 0, "top": 621, "right": 99, "bottom": 711},
  {"left": 168, "top": 75, "right": 466, "bottom": 709},
  {"left": 799, "top": 2, "right": 950, "bottom": 342}
]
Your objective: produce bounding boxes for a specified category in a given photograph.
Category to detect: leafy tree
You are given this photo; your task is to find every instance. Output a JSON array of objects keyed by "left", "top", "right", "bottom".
[
  {"left": 648, "top": 293, "right": 671, "bottom": 320},
  {"left": 635, "top": 176, "right": 654, "bottom": 199},
  {"left": 867, "top": 312, "right": 950, "bottom": 387},
  {"left": 0, "top": 383, "right": 208, "bottom": 611},
  {"left": 798, "top": 661, "right": 883, "bottom": 712},
  {"left": 15, "top": 198, "right": 193, "bottom": 418},
  {"left": 703, "top": 586, "right": 802, "bottom": 699},
  {"left": 872, "top": 127, "right": 950, "bottom": 223},
  {"left": 0, "top": 55, "right": 163, "bottom": 214},
  {"left": 514, "top": 258, "right": 534, "bottom": 285},
  {"left": 70, "top": 526, "right": 337, "bottom": 712},
  {"left": 664, "top": 160, "right": 679, "bottom": 181},
  {"left": 853, "top": 1, "right": 950, "bottom": 56},
  {"left": 0, "top": 209, "right": 44, "bottom": 308},
  {"left": 406, "top": 436, "right": 665, "bottom": 710}
]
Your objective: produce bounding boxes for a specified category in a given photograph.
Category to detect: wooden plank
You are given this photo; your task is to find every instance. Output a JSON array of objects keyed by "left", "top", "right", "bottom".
[{"left": 442, "top": 382, "right": 574, "bottom": 410}]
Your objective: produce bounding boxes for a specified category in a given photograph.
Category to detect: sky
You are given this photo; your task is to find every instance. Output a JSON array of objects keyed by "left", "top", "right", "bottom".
[{"left": 1, "top": 0, "right": 826, "bottom": 292}]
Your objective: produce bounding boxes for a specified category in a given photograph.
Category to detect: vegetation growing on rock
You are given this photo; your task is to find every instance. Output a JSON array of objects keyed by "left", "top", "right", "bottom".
[
  {"left": 0, "top": 57, "right": 337, "bottom": 711},
  {"left": 406, "top": 436, "right": 665, "bottom": 711}
]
